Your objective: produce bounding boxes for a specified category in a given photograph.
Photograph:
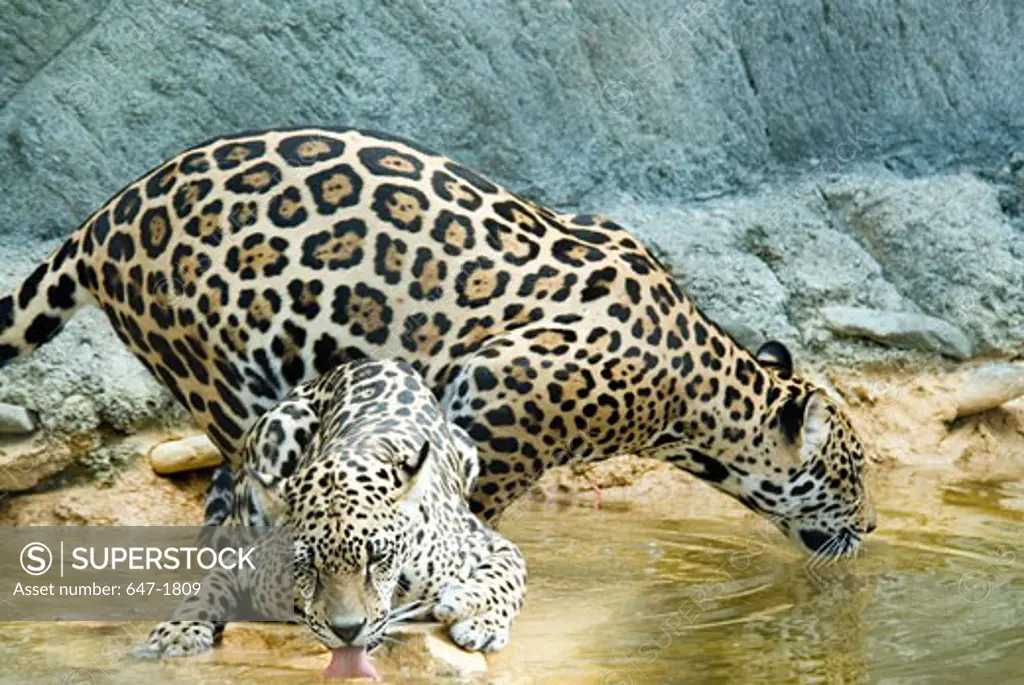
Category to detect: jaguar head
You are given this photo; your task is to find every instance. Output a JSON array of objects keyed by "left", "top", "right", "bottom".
[
  {"left": 659, "top": 340, "right": 876, "bottom": 558},
  {"left": 249, "top": 438, "right": 434, "bottom": 677}
]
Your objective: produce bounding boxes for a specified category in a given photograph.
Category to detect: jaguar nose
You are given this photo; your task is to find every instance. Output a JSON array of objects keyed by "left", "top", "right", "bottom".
[
  {"left": 864, "top": 519, "right": 877, "bottom": 534},
  {"left": 330, "top": 618, "right": 366, "bottom": 644}
]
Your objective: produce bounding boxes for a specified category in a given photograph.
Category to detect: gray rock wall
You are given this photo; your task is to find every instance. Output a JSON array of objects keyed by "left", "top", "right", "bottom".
[
  {"left": 613, "top": 169, "right": 1024, "bottom": 364},
  {"left": 1, "top": 0, "right": 1022, "bottom": 476},
  {"left": 3, "top": 1, "right": 1023, "bottom": 217}
]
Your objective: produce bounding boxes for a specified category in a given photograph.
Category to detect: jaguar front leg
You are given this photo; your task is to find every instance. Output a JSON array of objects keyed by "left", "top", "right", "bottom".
[
  {"left": 140, "top": 464, "right": 237, "bottom": 658},
  {"left": 434, "top": 530, "right": 527, "bottom": 653},
  {"left": 142, "top": 395, "right": 320, "bottom": 659},
  {"left": 439, "top": 329, "right": 633, "bottom": 523},
  {"left": 141, "top": 617, "right": 220, "bottom": 658}
]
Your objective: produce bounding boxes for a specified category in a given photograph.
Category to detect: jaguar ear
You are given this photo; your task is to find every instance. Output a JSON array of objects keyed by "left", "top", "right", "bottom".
[
  {"left": 779, "top": 391, "right": 830, "bottom": 457},
  {"left": 394, "top": 440, "right": 434, "bottom": 512},
  {"left": 756, "top": 340, "right": 793, "bottom": 379},
  {"left": 798, "top": 392, "right": 831, "bottom": 459},
  {"left": 246, "top": 466, "right": 291, "bottom": 521}
]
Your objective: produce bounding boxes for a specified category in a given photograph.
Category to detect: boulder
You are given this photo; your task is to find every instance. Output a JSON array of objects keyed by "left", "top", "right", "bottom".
[
  {"left": 821, "top": 306, "right": 973, "bottom": 360},
  {"left": 822, "top": 173, "right": 1024, "bottom": 357},
  {"left": 375, "top": 624, "right": 489, "bottom": 679},
  {"left": 0, "top": 435, "right": 80, "bottom": 491},
  {"left": 955, "top": 364, "right": 1024, "bottom": 418}
]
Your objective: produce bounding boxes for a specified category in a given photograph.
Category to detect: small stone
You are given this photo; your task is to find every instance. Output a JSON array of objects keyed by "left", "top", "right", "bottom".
[
  {"left": 0, "top": 436, "right": 78, "bottom": 491},
  {"left": 821, "top": 306, "right": 973, "bottom": 360},
  {"left": 148, "top": 435, "right": 221, "bottom": 474},
  {"left": 955, "top": 364, "right": 1024, "bottom": 418},
  {"left": 0, "top": 402, "right": 37, "bottom": 435}
]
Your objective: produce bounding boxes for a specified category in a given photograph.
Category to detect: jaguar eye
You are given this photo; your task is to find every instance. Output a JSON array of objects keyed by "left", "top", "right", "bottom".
[{"left": 366, "top": 541, "right": 387, "bottom": 567}]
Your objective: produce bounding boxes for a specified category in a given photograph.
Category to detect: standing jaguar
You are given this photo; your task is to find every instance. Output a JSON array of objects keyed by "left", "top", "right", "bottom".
[{"left": 0, "top": 127, "right": 875, "bottom": 556}]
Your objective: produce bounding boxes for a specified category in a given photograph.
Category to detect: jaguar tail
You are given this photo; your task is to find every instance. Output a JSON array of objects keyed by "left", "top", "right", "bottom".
[{"left": 0, "top": 233, "right": 91, "bottom": 368}]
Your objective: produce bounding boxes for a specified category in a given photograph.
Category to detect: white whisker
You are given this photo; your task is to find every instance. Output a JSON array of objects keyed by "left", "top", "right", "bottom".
[
  {"left": 845, "top": 531, "right": 862, "bottom": 559},
  {"left": 808, "top": 534, "right": 843, "bottom": 570},
  {"left": 387, "top": 599, "right": 434, "bottom": 625},
  {"left": 824, "top": 540, "right": 846, "bottom": 567},
  {"left": 807, "top": 538, "right": 833, "bottom": 569}
]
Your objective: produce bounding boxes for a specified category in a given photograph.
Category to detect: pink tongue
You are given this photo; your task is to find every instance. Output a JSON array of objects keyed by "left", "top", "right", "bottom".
[{"left": 324, "top": 646, "right": 380, "bottom": 681}]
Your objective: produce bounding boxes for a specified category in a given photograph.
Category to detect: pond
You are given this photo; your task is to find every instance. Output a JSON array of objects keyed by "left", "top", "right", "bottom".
[{"left": 2, "top": 463, "right": 1022, "bottom": 683}]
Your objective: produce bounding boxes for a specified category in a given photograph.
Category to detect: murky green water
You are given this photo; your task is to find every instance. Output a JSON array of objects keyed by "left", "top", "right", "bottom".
[{"left": 2, "top": 464, "right": 1024, "bottom": 684}]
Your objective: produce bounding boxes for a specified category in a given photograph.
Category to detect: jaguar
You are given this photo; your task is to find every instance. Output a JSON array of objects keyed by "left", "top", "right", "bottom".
[
  {"left": 143, "top": 358, "right": 525, "bottom": 676},
  {"left": 0, "top": 126, "right": 876, "bottom": 556}
]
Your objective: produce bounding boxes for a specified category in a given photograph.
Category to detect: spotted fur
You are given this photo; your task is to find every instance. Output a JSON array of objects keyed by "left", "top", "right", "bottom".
[
  {"left": 0, "top": 127, "right": 875, "bottom": 554},
  {"left": 145, "top": 358, "right": 526, "bottom": 657}
]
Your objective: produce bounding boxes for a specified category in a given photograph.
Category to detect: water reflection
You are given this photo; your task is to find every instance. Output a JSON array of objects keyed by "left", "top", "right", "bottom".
[{"left": 1, "top": 465, "right": 1023, "bottom": 683}]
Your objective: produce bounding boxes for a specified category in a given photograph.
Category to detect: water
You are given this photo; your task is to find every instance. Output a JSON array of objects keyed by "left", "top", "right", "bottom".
[{"left": 2, "top": 464, "right": 1023, "bottom": 684}]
